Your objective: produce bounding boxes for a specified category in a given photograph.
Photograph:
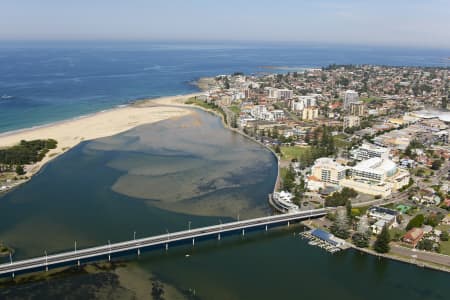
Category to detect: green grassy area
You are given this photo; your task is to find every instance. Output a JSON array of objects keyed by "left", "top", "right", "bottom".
[
  {"left": 412, "top": 167, "right": 434, "bottom": 177},
  {"left": 228, "top": 105, "right": 241, "bottom": 115},
  {"left": 439, "top": 240, "right": 450, "bottom": 255},
  {"left": 354, "top": 205, "right": 370, "bottom": 215},
  {"left": 360, "top": 97, "right": 381, "bottom": 104},
  {"left": 186, "top": 97, "right": 217, "bottom": 110},
  {"left": 280, "top": 146, "right": 311, "bottom": 162},
  {"left": 389, "top": 228, "right": 406, "bottom": 242},
  {"left": 0, "top": 172, "right": 16, "bottom": 182},
  {"left": 436, "top": 225, "right": 450, "bottom": 255},
  {"left": 333, "top": 134, "right": 351, "bottom": 149}
]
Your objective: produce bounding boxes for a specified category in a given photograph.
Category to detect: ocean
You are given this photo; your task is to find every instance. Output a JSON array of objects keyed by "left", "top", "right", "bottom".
[{"left": 0, "top": 41, "right": 449, "bottom": 133}]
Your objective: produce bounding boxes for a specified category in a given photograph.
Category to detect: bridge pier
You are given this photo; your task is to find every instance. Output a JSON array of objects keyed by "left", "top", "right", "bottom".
[
  {"left": 12, "top": 272, "right": 14, "bottom": 279},
  {"left": 108, "top": 254, "right": 111, "bottom": 262},
  {"left": 137, "top": 248, "right": 141, "bottom": 256},
  {"left": 165, "top": 243, "right": 168, "bottom": 251},
  {"left": 288, "top": 221, "right": 290, "bottom": 227},
  {"left": 192, "top": 238, "right": 195, "bottom": 246},
  {"left": 218, "top": 233, "right": 221, "bottom": 241},
  {"left": 242, "top": 229, "right": 245, "bottom": 236},
  {"left": 265, "top": 225, "right": 268, "bottom": 231},
  {"left": 77, "top": 260, "right": 80, "bottom": 267},
  {"left": 45, "top": 266, "right": 48, "bottom": 272}
]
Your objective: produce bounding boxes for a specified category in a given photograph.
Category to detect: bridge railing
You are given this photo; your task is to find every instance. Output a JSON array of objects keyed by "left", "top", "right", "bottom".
[{"left": 0, "top": 208, "right": 329, "bottom": 275}]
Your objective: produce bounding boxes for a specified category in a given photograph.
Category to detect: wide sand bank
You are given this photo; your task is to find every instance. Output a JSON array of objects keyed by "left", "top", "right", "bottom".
[{"left": 0, "top": 93, "right": 202, "bottom": 178}]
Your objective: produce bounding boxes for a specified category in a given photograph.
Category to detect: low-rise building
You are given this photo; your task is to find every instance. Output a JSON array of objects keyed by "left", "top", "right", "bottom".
[
  {"left": 368, "top": 206, "right": 399, "bottom": 234},
  {"left": 441, "top": 214, "right": 450, "bottom": 225},
  {"left": 340, "top": 179, "right": 392, "bottom": 198},
  {"left": 403, "top": 228, "right": 424, "bottom": 247},
  {"left": 272, "top": 191, "right": 299, "bottom": 213}
]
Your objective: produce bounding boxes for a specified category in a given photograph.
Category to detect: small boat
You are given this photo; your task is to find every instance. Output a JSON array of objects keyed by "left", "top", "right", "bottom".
[{"left": 185, "top": 254, "right": 190, "bottom": 258}]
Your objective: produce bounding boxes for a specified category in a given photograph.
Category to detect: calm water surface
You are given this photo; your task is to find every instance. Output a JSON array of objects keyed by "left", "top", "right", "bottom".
[{"left": 0, "top": 110, "right": 448, "bottom": 299}]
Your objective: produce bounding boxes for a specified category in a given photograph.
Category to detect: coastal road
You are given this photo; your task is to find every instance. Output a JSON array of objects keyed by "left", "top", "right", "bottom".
[{"left": 391, "top": 244, "right": 450, "bottom": 267}]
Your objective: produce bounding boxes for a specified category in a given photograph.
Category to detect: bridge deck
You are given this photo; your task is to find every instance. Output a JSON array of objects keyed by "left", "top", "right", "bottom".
[{"left": 0, "top": 209, "right": 328, "bottom": 277}]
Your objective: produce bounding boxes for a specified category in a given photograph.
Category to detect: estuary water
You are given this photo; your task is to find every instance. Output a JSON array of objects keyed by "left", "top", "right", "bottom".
[{"left": 0, "top": 109, "right": 448, "bottom": 300}]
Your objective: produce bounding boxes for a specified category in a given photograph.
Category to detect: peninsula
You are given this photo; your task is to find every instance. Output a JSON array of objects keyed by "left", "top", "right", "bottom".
[{"left": 0, "top": 93, "right": 202, "bottom": 191}]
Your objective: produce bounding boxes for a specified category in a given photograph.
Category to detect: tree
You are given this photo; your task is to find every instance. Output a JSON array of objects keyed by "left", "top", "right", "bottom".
[
  {"left": 440, "top": 231, "right": 449, "bottom": 241},
  {"left": 431, "top": 159, "right": 443, "bottom": 170},
  {"left": 331, "top": 209, "right": 350, "bottom": 239},
  {"left": 15, "top": 165, "right": 25, "bottom": 175},
  {"left": 275, "top": 145, "right": 281, "bottom": 154},
  {"left": 406, "top": 214, "right": 425, "bottom": 230},
  {"left": 417, "top": 239, "right": 434, "bottom": 251},
  {"left": 373, "top": 225, "right": 391, "bottom": 253},
  {"left": 424, "top": 213, "right": 443, "bottom": 227},
  {"left": 346, "top": 200, "right": 353, "bottom": 224},
  {"left": 292, "top": 186, "right": 302, "bottom": 205},
  {"left": 231, "top": 116, "right": 238, "bottom": 129},
  {"left": 223, "top": 78, "right": 230, "bottom": 89},
  {"left": 352, "top": 216, "right": 370, "bottom": 248},
  {"left": 283, "top": 165, "right": 296, "bottom": 192},
  {"left": 272, "top": 127, "right": 279, "bottom": 139},
  {"left": 325, "top": 187, "right": 358, "bottom": 207}
]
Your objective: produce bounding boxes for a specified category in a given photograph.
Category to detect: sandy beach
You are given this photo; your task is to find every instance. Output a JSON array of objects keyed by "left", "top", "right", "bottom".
[{"left": 0, "top": 93, "right": 203, "bottom": 179}]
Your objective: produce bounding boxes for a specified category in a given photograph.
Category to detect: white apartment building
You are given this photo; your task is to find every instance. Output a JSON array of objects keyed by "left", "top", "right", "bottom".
[
  {"left": 268, "top": 88, "right": 293, "bottom": 100},
  {"left": 250, "top": 105, "right": 268, "bottom": 119},
  {"left": 277, "top": 89, "right": 294, "bottom": 100},
  {"left": 352, "top": 143, "right": 390, "bottom": 161},
  {"left": 302, "top": 107, "right": 319, "bottom": 121},
  {"left": 271, "top": 109, "right": 285, "bottom": 121},
  {"left": 344, "top": 90, "right": 359, "bottom": 110},
  {"left": 350, "top": 158, "right": 397, "bottom": 182},
  {"left": 291, "top": 96, "right": 317, "bottom": 111},
  {"left": 343, "top": 116, "right": 361, "bottom": 129},
  {"left": 311, "top": 158, "right": 347, "bottom": 185}
]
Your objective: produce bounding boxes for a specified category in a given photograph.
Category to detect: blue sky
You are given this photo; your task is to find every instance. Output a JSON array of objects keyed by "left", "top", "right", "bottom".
[{"left": 1, "top": 0, "right": 449, "bottom": 48}]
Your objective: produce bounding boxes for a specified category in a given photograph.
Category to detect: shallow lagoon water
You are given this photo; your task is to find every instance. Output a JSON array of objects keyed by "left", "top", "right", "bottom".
[
  {"left": 0, "top": 110, "right": 449, "bottom": 299},
  {"left": 0, "top": 110, "right": 276, "bottom": 260}
]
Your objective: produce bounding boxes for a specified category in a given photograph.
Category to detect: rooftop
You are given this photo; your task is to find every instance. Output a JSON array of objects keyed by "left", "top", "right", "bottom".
[
  {"left": 313, "top": 158, "right": 347, "bottom": 172},
  {"left": 353, "top": 158, "right": 397, "bottom": 176}
]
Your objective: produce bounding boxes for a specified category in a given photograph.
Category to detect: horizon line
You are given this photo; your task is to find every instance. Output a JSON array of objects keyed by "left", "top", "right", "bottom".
[{"left": 0, "top": 39, "right": 449, "bottom": 51}]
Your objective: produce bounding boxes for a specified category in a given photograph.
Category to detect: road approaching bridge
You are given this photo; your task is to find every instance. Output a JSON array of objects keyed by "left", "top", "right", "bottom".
[{"left": 0, "top": 208, "right": 328, "bottom": 278}]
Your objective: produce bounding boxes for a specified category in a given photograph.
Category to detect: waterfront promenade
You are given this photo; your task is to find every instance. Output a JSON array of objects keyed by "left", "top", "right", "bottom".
[{"left": 0, "top": 208, "right": 328, "bottom": 278}]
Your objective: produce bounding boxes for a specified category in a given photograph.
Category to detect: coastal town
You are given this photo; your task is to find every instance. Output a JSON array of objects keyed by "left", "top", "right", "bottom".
[
  {"left": 187, "top": 65, "right": 450, "bottom": 270},
  {"left": 2, "top": 0, "right": 450, "bottom": 298},
  {"left": 1, "top": 64, "right": 449, "bottom": 279}
]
